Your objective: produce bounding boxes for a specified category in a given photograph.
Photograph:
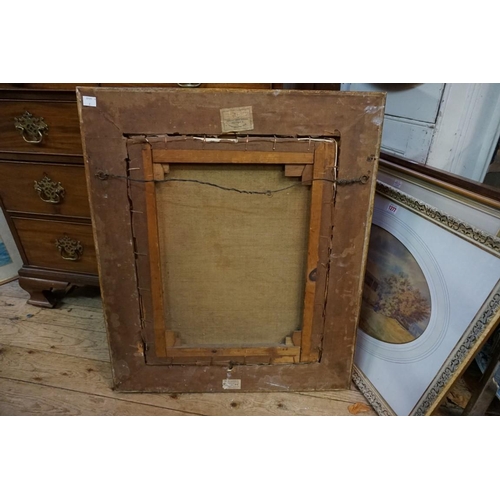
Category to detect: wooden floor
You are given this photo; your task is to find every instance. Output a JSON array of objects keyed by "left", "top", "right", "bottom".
[{"left": 0, "top": 279, "right": 376, "bottom": 416}]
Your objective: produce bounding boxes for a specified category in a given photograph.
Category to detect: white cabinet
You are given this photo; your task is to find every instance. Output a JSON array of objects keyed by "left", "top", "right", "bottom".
[
  {"left": 378, "top": 117, "right": 434, "bottom": 164},
  {"left": 341, "top": 83, "right": 500, "bottom": 182},
  {"left": 344, "top": 83, "right": 444, "bottom": 123}
]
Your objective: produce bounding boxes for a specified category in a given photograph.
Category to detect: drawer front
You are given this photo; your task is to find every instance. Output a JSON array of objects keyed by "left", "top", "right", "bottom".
[
  {"left": 0, "top": 101, "right": 82, "bottom": 155},
  {"left": 0, "top": 162, "right": 90, "bottom": 217},
  {"left": 12, "top": 218, "right": 97, "bottom": 274}
]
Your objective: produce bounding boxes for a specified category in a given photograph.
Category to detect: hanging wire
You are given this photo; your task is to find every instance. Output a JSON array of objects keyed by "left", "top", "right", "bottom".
[{"left": 95, "top": 171, "right": 368, "bottom": 196}]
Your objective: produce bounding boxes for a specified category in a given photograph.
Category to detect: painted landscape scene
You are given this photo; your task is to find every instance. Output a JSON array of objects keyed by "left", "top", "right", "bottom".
[{"left": 360, "top": 225, "right": 432, "bottom": 344}]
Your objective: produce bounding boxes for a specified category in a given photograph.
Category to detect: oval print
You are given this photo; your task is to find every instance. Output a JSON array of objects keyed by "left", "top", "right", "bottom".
[{"left": 360, "top": 225, "right": 432, "bottom": 344}]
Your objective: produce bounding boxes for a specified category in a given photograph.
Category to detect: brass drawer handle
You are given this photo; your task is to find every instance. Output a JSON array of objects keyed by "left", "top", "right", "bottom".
[
  {"left": 55, "top": 234, "right": 83, "bottom": 261},
  {"left": 176, "top": 83, "right": 202, "bottom": 88},
  {"left": 14, "top": 111, "right": 49, "bottom": 144},
  {"left": 34, "top": 174, "right": 65, "bottom": 204}
]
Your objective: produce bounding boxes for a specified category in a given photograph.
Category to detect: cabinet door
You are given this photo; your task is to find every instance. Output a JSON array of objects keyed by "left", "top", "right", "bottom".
[
  {"left": 342, "top": 83, "right": 445, "bottom": 163},
  {"left": 343, "top": 83, "right": 444, "bottom": 124}
]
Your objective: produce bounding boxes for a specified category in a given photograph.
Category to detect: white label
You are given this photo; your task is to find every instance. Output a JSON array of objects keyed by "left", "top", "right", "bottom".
[
  {"left": 393, "top": 179, "right": 403, "bottom": 189},
  {"left": 222, "top": 379, "right": 241, "bottom": 390},
  {"left": 386, "top": 203, "right": 399, "bottom": 215},
  {"left": 220, "top": 106, "right": 254, "bottom": 133},
  {"left": 82, "top": 96, "right": 97, "bottom": 107}
]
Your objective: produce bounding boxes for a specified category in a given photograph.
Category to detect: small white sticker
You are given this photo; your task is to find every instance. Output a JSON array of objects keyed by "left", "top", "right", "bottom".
[
  {"left": 386, "top": 203, "right": 398, "bottom": 215},
  {"left": 393, "top": 179, "right": 403, "bottom": 189},
  {"left": 82, "top": 96, "right": 97, "bottom": 107},
  {"left": 222, "top": 379, "right": 241, "bottom": 390}
]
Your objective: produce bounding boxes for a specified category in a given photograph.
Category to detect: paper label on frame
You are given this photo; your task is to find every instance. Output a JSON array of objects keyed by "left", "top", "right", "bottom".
[
  {"left": 82, "top": 96, "right": 97, "bottom": 107},
  {"left": 222, "top": 379, "right": 241, "bottom": 390},
  {"left": 386, "top": 203, "right": 399, "bottom": 215},
  {"left": 220, "top": 106, "right": 254, "bottom": 133}
]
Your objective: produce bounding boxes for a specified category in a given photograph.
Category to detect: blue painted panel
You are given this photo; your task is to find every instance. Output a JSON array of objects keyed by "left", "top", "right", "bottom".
[{"left": 0, "top": 240, "right": 13, "bottom": 267}]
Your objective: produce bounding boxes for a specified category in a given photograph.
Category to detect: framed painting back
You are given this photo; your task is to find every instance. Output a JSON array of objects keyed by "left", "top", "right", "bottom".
[{"left": 78, "top": 88, "right": 385, "bottom": 392}]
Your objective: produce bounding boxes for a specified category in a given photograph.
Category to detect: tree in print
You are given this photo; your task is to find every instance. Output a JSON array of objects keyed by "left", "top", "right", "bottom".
[{"left": 374, "top": 272, "right": 431, "bottom": 331}]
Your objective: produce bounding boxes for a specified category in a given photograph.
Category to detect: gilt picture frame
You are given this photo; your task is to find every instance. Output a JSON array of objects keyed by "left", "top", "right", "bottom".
[{"left": 354, "top": 171, "right": 500, "bottom": 416}]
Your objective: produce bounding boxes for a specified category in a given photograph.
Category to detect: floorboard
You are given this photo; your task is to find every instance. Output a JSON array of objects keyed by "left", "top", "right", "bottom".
[
  {"left": 0, "top": 379, "right": 194, "bottom": 416},
  {"left": 0, "top": 280, "right": 376, "bottom": 416},
  {"left": 0, "top": 317, "right": 109, "bottom": 361}
]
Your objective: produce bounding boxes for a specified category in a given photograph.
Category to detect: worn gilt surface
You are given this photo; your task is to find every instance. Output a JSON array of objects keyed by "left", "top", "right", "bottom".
[{"left": 377, "top": 181, "right": 500, "bottom": 254}]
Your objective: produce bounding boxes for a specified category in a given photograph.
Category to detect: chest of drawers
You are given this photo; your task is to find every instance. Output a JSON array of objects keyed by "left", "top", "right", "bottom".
[
  {"left": 0, "top": 84, "right": 98, "bottom": 306},
  {"left": 0, "top": 83, "right": 279, "bottom": 306}
]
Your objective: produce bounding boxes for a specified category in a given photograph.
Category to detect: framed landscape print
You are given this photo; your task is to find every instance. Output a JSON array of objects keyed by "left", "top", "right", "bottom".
[
  {"left": 0, "top": 209, "right": 23, "bottom": 285},
  {"left": 353, "top": 181, "right": 500, "bottom": 416}
]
